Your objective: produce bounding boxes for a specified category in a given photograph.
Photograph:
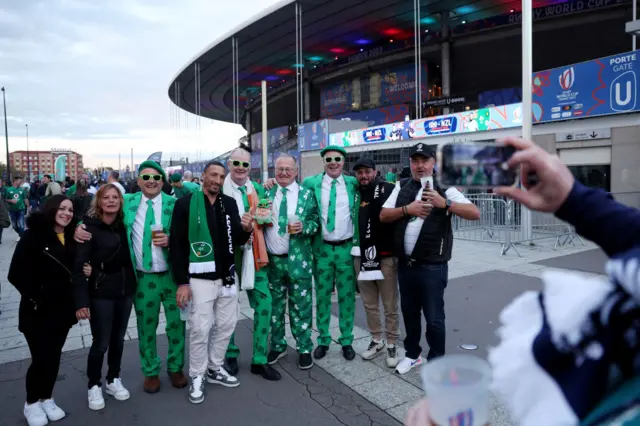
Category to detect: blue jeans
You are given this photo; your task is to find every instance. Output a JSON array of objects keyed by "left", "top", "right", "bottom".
[
  {"left": 398, "top": 261, "right": 448, "bottom": 360},
  {"left": 9, "top": 210, "right": 26, "bottom": 237}
]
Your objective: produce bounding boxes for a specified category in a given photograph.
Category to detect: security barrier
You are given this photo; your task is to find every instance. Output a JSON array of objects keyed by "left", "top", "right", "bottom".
[{"left": 453, "top": 194, "right": 584, "bottom": 256}]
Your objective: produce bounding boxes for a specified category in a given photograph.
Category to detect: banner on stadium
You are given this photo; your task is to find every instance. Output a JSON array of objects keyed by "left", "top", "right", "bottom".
[
  {"left": 330, "top": 105, "right": 410, "bottom": 127},
  {"left": 147, "top": 151, "right": 162, "bottom": 163},
  {"left": 298, "top": 119, "right": 329, "bottom": 151},
  {"left": 320, "top": 82, "right": 353, "bottom": 117},
  {"left": 532, "top": 50, "right": 639, "bottom": 122}
]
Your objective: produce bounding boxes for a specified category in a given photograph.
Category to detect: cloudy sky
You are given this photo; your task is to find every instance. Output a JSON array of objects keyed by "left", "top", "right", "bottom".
[{"left": 0, "top": 0, "right": 279, "bottom": 168}]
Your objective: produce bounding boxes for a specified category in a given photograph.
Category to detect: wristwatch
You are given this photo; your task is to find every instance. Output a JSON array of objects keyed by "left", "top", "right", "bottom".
[{"left": 444, "top": 199, "right": 452, "bottom": 211}]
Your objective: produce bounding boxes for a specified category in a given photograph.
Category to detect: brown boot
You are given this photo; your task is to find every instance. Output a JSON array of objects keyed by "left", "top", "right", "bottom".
[
  {"left": 143, "top": 376, "right": 161, "bottom": 394},
  {"left": 168, "top": 371, "right": 188, "bottom": 389}
]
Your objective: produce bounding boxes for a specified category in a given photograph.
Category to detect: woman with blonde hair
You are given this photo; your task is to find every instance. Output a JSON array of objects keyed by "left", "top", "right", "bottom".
[{"left": 74, "top": 184, "right": 136, "bottom": 412}]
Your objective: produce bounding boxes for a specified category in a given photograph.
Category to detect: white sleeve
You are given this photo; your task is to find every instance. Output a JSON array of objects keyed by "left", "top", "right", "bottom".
[
  {"left": 382, "top": 183, "right": 401, "bottom": 208},
  {"left": 445, "top": 187, "right": 472, "bottom": 204}
]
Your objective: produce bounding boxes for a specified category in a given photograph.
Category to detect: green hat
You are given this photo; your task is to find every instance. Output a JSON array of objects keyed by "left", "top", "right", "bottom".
[
  {"left": 257, "top": 198, "right": 270, "bottom": 209},
  {"left": 138, "top": 160, "right": 167, "bottom": 182},
  {"left": 170, "top": 173, "right": 182, "bottom": 183},
  {"left": 320, "top": 145, "right": 347, "bottom": 158}
]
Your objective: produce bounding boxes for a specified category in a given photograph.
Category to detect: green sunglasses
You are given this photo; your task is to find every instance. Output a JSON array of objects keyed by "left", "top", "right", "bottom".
[
  {"left": 232, "top": 160, "right": 250, "bottom": 168},
  {"left": 324, "top": 156, "right": 343, "bottom": 164},
  {"left": 140, "top": 174, "right": 162, "bottom": 181}
]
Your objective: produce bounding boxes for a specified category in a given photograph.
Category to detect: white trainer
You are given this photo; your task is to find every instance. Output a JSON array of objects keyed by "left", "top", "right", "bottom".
[
  {"left": 88, "top": 385, "right": 105, "bottom": 411},
  {"left": 189, "top": 375, "right": 205, "bottom": 404},
  {"left": 386, "top": 345, "right": 399, "bottom": 368},
  {"left": 105, "top": 378, "right": 130, "bottom": 401},
  {"left": 395, "top": 355, "right": 423, "bottom": 375},
  {"left": 23, "top": 402, "right": 48, "bottom": 426},
  {"left": 361, "top": 340, "right": 386, "bottom": 360},
  {"left": 41, "top": 399, "right": 65, "bottom": 421}
]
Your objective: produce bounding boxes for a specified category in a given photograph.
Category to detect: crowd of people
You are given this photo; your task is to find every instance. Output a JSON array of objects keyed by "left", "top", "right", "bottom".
[{"left": 5, "top": 136, "right": 640, "bottom": 426}]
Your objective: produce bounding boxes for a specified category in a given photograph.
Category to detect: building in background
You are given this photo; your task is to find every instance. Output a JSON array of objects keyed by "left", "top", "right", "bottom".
[{"left": 9, "top": 149, "right": 84, "bottom": 182}]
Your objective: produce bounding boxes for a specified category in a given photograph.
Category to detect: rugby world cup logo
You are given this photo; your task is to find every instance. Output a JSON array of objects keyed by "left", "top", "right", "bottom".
[
  {"left": 365, "top": 246, "right": 376, "bottom": 261},
  {"left": 559, "top": 67, "right": 575, "bottom": 91}
]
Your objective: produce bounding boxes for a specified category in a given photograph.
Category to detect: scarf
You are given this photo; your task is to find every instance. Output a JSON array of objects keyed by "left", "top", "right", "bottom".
[
  {"left": 489, "top": 246, "right": 640, "bottom": 426},
  {"left": 356, "top": 178, "right": 385, "bottom": 281},
  {"left": 188, "top": 192, "right": 235, "bottom": 287}
]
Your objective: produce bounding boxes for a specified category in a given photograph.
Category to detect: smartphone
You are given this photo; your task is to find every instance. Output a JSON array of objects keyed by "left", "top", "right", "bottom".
[{"left": 436, "top": 141, "right": 518, "bottom": 188}]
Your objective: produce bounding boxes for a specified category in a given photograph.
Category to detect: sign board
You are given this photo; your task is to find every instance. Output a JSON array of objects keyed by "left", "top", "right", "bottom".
[
  {"left": 424, "top": 96, "right": 468, "bottom": 107},
  {"left": 555, "top": 128, "right": 611, "bottom": 142}
]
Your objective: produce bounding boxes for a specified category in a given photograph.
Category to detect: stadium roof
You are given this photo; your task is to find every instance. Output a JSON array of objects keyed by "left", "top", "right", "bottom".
[{"left": 168, "top": 0, "right": 567, "bottom": 123}]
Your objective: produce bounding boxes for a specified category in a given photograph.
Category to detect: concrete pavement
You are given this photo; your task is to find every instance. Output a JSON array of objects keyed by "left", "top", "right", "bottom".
[{"left": 0, "top": 226, "right": 601, "bottom": 425}]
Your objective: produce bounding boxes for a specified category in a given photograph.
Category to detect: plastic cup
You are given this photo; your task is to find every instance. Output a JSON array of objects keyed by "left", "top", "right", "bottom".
[
  {"left": 179, "top": 300, "right": 191, "bottom": 321},
  {"left": 151, "top": 224, "right": 163, "bottom": 239},
  {"left": 420, "top": 354, "right": 491, "bottom": 426},
  {"left": 287, "top": 214, "right": 300, "bottom": 234}
]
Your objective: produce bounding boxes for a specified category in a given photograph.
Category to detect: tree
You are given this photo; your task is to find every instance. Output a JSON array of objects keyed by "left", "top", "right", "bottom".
[{"left": 0, "top": 162, "right": 21, "bottom": 182}]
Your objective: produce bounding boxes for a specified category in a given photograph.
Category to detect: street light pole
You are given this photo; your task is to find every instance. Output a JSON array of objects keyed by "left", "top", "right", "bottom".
[
  {"left": 1, "top": 87, "right": 10, "bottom": 183},
  {"left": 26, "top": 124, "right": 30, "bottom": 181}
]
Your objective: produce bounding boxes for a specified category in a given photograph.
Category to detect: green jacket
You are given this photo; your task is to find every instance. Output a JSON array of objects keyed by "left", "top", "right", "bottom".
[
  {"left": 302, "top": 173, "right": 360, "bottom": 254},
  {"left": 122, "top": 191, "right": 176, "bottom": 279},
  {"left": 265, "top": 184, "right": 319, "bottom": 280}
]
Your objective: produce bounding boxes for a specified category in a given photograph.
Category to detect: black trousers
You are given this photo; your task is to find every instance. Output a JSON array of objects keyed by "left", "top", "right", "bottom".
[
  {"left": 87, "top": 296, "right": 133, "bottom": 388},
  {"left": 398, "top": 261, "right": 448, "bottom": 360},
  {"left": 23, "top": 323, "right": 70, "bottom": 404}
]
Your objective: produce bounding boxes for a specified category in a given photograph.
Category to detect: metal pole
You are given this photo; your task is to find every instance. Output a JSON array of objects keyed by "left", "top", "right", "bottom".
[
  {"left": 633, "top": 0, "right": 637, "bottom": 50},
  {"left": 131, "top": 148, "right": 134, "bottom": 177},
  {"left": 26, "top": 124, "right": 30, "bottom": 181},
  {"left": 261, "top": 80, "right": 268, "bottom": 182},
  {"left": 521, "top": 0, "right": 533, "bottom": 241},
  {"left": 2, "top": 87, "right": 10, "bottom": 183}
]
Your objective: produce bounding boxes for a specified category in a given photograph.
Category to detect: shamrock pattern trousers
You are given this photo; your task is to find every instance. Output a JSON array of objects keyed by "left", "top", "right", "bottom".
[
  {"left": 134, "top": 271, "right": 185, "bottom": 376},
  {"left": 314, "top": 242, "right": 356, "bottom": 347},
  {"left": 268, "top": 255, "right": 313, "bottom": 354}
]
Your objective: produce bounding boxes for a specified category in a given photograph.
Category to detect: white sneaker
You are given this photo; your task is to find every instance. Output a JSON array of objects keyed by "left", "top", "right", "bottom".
[
  {"left": 105, "top": 378, "right": 130, "bottom": 401},
  {"left": 88, "top": 385, "right": 105, "bottom": 411},
  {"left": 361, "top": 340, "right": 386, "bottom": 360},
  {"left": 206, "top": 367, "right": 240, "bottom": 388},
  {"left": 188, "top": 375, "right": 205, "bottom": 404},
  {"left": 386, "top": 345, "right": 399, "bottom": 368},
  {"left": 395, "top": 355, "right": 423, "bottom": 375},
  {"left": 23, "top": 402, "right": 48, "bottom": 426},
  {"left": 41, "top": 399, "right": 65, "bottom": 421}
]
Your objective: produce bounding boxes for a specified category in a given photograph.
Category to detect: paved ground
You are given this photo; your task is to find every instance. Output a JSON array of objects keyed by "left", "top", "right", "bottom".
[{"left": 0, "top": 227, "right": 603, "bottom": 426}]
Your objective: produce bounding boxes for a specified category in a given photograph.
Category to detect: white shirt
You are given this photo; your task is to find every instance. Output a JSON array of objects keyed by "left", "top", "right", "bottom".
[
  {"left": 132, "top": 194, "right": 168, "bottom": 272},
  {"left": 110, "top": 181, "right": 126, "bottom": 195},
  {"left": 265, "top": 182, "right": 299, "bottom": 255},
  {"left": 382, "top": 179, "right": 472, "bottom": 256},
  {"left": 226, "top": 178, "right": 251, "bottom": 214},
  {"left": 321, "top": 174, "right": 353, "bottom": 241}
]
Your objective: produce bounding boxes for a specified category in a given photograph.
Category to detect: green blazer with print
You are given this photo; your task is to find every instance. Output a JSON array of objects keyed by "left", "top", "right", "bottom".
[
  {"left": 265, "top": 185, "right": 319, "bottom": 280},
  {"left": 302, "top": 173, "right": 360, "bottom": 254},
  {"left": 122, "top": 191, "right": 176, "bottom": 278}
]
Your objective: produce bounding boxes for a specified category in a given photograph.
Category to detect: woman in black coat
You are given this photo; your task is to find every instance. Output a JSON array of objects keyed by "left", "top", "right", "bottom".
[
  {"left": 73, "top": 183, "right": 136, "bottom": 412},
  {"left": 8, "top": 195, "right": 90, "bottom": 426}
]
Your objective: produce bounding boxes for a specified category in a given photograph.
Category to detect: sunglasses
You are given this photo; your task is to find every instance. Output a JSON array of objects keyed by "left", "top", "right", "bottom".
[
  {"left": 140, "top": 174, "right": 162, "bottom": 181},
  {"left": 324, "top": 156, "right": 343, "bottom": 164},
  {"left": 232, "top": 160, "right": 250, "bottom": 168}
]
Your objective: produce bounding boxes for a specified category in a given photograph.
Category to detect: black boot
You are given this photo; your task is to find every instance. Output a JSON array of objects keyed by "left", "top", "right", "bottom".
[
  {"left": 250, "top": 364, "right": 281, "bottom": 381},
  {"left": 223, "top": 357, "right": 239, "bottom": 376}
]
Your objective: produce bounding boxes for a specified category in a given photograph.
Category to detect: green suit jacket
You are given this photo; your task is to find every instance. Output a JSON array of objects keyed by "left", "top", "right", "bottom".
[
  {"left": 265, "top": 184, "right": 319, "bottom": 280},
  {"left": 302, "top": 173, "right": 360, "bottom": 254},
  {"left": 123, "top": 191, "right": 176, "bottom": 279}
]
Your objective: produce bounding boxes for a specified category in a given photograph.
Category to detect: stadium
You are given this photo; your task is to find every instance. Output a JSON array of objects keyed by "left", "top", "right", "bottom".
[{"left": 169, "top": 0, "right": 640, "bottom": 208}]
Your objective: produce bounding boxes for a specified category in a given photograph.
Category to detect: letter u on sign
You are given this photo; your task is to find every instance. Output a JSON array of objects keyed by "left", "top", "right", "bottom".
[{"left": 610, "top": 71, "right": 637, "bottom": 112}]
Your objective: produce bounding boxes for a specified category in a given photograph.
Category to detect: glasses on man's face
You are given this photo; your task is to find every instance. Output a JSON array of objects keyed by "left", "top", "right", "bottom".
[
  {"left": 276, "top": 167, "right": 295, "bottom": 174},
  {"left": 324, "top": 156, "right": 343, "bottom": 164},
  {"left": 232, "top": 160, "right": 250, "bottom": 168},
  {"left": 140, "top": 174, "right": 162, "bottom": 181}
]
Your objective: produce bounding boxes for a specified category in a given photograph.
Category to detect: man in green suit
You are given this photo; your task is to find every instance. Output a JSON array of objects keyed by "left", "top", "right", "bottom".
[
  {"left": 263, "top": 154, "right": 319, "bottom": 370},
  {"left": 302, "top": 145, "right": 360, "bottom": 361},
  {"left": 222, "top": 147, "right": 281, "bottom": 381},
  {"left": 75, "top": 161, "right": 187, "bottom": 393}
]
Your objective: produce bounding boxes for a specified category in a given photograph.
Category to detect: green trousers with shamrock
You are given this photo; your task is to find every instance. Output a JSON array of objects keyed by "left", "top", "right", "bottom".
[
  {"left": 225, "top": 251, "right": 272, "bottom": 365},
  {"left": 314, "top": 242, "right": 356, "bottom": 347},
  {"left": 134, "top": 271, "right": 185, "bottom": 376},
  {"left": 268, "top": 256, "right": 313, "bottom": 354}
]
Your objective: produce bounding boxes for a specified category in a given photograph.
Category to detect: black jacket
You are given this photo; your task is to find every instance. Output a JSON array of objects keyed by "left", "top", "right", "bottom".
[
  {"left": 73, "top": 217, "right": 136, "bottom": 310},
  {"left": 8, "top": 212, "right": 78, "bottom": 332}
]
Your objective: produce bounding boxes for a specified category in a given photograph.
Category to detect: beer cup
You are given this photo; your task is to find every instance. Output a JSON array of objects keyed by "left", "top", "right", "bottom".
[
  {"left": 151, "top": 224, "right": 164, "bottom": 239},
  {"left": 288, "top": 214, "right": 300, "bottom": 234}
]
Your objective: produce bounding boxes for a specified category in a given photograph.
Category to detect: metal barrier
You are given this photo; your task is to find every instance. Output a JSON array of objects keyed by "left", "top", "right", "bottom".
[{"left": 453, "top": 194, "right": 584, "bottom": 256}]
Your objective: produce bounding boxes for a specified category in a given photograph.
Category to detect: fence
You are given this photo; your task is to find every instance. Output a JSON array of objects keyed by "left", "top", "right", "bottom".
[{"left": 453, "top": 193, "right": 584, "bottom": 256}]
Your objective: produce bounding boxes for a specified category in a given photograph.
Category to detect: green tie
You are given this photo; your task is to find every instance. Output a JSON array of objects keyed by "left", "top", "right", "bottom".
[
  {"left": 142, "top": 199, "right": 155, "bottom": 271},
  {"left": 278, "top": 187, "right": 288, "bottom": 236},
  {"left": 238, "top": 185, "right": 250, "bottom": 213},
  {"left": 326, "top": 179, "right": 337, "bottom": 233}
]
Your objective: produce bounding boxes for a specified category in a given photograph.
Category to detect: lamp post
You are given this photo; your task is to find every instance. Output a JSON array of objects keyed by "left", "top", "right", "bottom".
[
  {"left": 26, "top": 124, "right": 30, "bottom": 182},
  {"left": 1, "top": 87, "right": 9, "bottom": 183}
]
